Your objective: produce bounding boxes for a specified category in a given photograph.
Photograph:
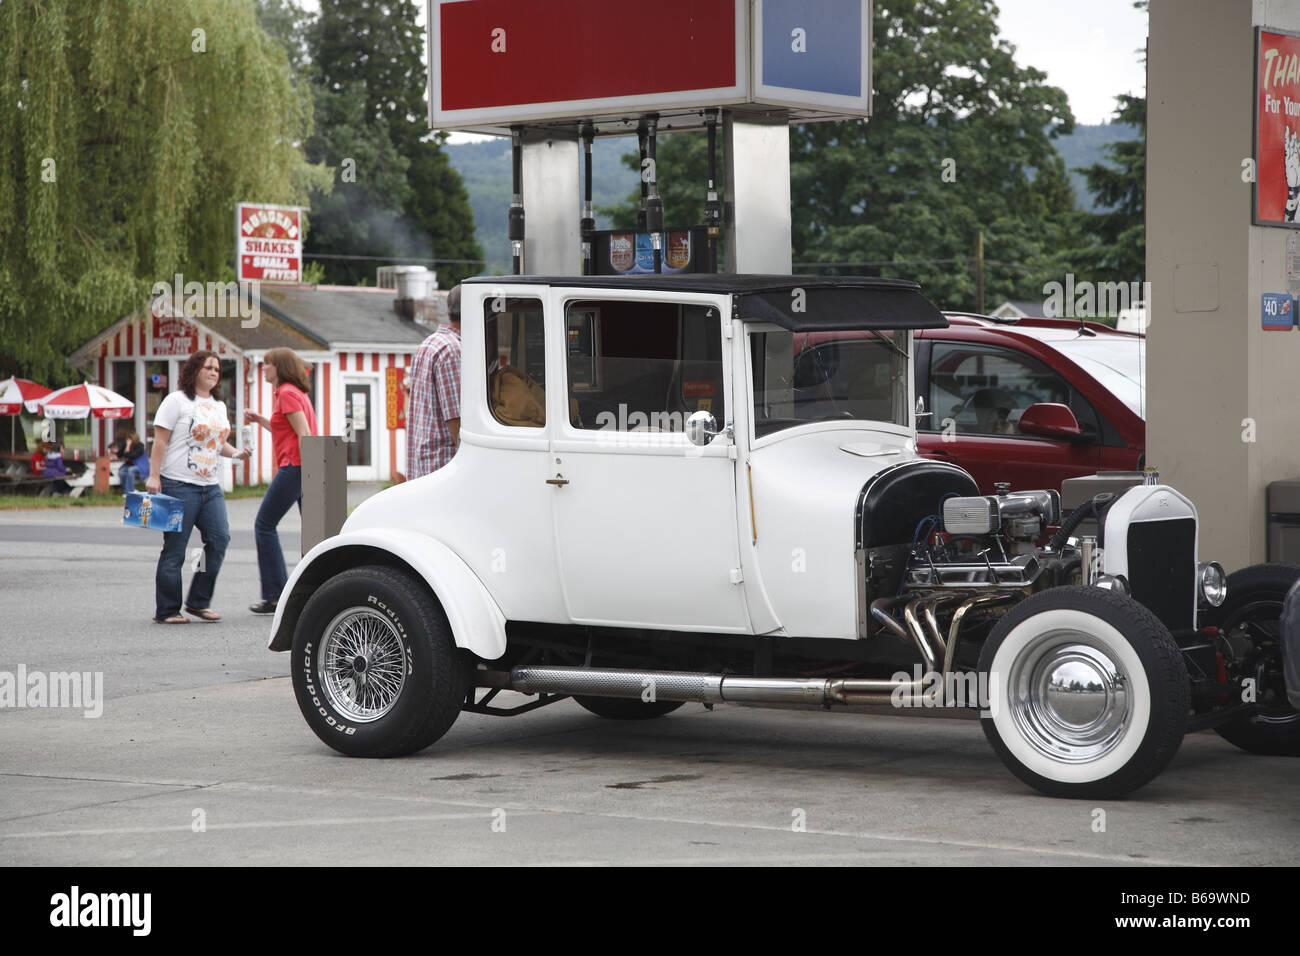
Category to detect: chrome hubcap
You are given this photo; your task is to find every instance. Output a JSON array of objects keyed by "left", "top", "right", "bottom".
[
  {"left": 1008, "top": 632, "right": 1131, "bottom": 763},
  {"left": 319, "top": 608, "right": 407, "bottom": 722}
]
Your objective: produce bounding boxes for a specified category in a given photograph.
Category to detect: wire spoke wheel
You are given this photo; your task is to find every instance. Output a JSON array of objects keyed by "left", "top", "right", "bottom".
[{"left": 320, "top": 608, "right": 408, "bottom": 722}]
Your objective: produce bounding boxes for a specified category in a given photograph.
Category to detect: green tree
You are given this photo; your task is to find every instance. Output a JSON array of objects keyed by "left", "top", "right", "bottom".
[
  {"left": 0, "top": 0, "right": 329, "bottom": 383},
  {"left": 1072, "top": 93, "right": 1145, "bottom": 284},
  {"left": 307, "top": 0, "right": 481, "bottom": 287}
]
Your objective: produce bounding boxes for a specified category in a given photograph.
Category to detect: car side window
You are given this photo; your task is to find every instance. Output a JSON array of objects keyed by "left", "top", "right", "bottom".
[
  {"left": 565, "top": 300, "right": 724, "bottom": 432},
  {"left": 485, "top": 297, "right": 546, "bottom": 428},
  {"left": 929, "top": 343, "right": 1070, "bottom": 437}
]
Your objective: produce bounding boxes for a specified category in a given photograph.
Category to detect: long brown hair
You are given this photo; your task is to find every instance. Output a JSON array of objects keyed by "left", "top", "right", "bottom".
[
  {"left": 264, "top": 348, "right": 311, "bottom": 394},
  {"left": 179, "top": 351, "right": 222, "bottom": 400}
]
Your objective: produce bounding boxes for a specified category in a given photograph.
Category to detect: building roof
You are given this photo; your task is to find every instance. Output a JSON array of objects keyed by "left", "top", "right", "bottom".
[{"left": 258, "top": 284, "right": 432, "bottom": 348}]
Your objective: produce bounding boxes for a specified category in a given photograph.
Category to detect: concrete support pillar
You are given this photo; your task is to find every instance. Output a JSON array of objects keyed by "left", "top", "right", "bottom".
[
  {"left": 724, "top": 113, "right": 792, "bottom": 274},
  {"left": 301, "top": 435, "right": 347, "bottom": 555},
  {"left": 1147, "top": 0, "right": 1300, "bottom": 569},
  {"left": 521, "top": 132, "right": 582, "bottom": 275}
]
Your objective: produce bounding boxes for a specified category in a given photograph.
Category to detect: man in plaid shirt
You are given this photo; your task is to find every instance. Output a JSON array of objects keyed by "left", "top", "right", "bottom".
[{"left": 406, "top": 285, "right": 462, "bottom": 478}]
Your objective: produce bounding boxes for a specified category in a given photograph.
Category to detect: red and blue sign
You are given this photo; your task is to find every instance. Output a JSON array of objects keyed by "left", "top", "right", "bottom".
[
  {"left": 1262, "top": 292, "right": 1295, "bottom": 330},
  {"left": 429, "top": 0, "right": 871, "bottom": 130}
]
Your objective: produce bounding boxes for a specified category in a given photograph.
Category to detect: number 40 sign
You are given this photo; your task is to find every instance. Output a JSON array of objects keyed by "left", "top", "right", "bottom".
[{"left": 1262, "top": 292, "right": 1296, "bottom": 330}]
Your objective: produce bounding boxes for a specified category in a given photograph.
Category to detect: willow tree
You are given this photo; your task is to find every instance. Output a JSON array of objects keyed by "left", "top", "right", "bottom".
[{"left": 0, "top": 0, "right": 330, "bottom": 382}]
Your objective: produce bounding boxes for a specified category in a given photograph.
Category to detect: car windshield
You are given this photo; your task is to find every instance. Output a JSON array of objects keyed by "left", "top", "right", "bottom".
[
  {"left": 750, "top": 329, "right": 909, "bottom": 437},
  {"left": 1047, "top": 336, "right": 1146, "bottom": 419}
]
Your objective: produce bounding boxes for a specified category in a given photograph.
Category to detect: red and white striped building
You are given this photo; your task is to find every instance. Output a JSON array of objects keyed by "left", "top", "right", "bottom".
[{"left": 68, "top": 284, "right": 440, "bottom": 486}]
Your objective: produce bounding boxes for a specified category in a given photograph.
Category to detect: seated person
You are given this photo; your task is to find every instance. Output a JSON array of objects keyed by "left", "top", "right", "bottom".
[
  {"left": 116, "top": 430, "right": 149, "bottom": 494},
  {"left": 42, "top": 441, "right": 71, "bottom": 495},
  {"left": 30, "top": 442, "right": 48, "bottom": 475}
]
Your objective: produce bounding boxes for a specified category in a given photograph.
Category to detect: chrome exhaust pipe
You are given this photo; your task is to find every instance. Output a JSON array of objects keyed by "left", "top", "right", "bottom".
[{"left": 508, "top": 666, "right": 941, "bottom": 708}]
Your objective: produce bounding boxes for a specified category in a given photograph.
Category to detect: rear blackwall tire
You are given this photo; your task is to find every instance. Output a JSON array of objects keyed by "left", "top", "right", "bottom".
[
  {"left": 978, "top": 586, "right": 1189, "bottom": 799},
  {"left": 1206, "top": 563, "right": 1300, "bottom": 757},
  {"left": 291, "top": 566, "right": 466, "bottom": 757}
]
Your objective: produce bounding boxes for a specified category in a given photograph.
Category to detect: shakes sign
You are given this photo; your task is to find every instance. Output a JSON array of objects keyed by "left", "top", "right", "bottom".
[
  {"left": 237, "top": 203, "right": 304, "bottom": 282},
  {"left": 1255, "top": 29, "right": 1300, "bottom": 227}
]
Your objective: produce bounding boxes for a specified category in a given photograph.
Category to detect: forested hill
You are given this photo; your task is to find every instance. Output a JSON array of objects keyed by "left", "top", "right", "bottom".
[{"left": 446, "top": 122, "right": 1137, "bottom": 276}]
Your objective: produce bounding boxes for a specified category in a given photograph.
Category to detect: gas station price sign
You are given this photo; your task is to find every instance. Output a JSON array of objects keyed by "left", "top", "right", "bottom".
[{"left": 428, "top": 0, "right": 871, "bottom": 131}]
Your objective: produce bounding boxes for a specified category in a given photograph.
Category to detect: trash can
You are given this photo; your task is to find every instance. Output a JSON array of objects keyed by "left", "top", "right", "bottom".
[{"left": 1267, "top": 480, "right": 1300, "bottom": 563}]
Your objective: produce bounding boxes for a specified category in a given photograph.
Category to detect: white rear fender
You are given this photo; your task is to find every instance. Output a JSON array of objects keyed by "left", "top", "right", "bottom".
[{"left": 267, "top": 529, "right": 508, "bottom": 661}]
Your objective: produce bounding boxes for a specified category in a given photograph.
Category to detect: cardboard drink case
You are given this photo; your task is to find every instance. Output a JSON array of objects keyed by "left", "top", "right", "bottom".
[{"left": 123, "top": 492, "right": 183, "bottom": 532}]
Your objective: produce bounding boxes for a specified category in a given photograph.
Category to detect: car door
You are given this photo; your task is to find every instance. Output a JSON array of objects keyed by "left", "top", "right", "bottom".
[
  {"left": 917, "top": 339, "right": 1100, "bottom": 491},
  {"left": 548, "top": 290, "right": 751, "bottom": 632}
]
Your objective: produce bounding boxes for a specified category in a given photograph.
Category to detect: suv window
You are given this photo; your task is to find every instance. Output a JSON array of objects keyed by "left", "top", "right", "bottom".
[
  {"left": 565, "top": 299, "right": 724, "bottom": 432},
  {"left": 929, "top": 343, "right": 1069, "bottom": 436},
  {"left": 485, "top": 297, "right": 546, "bottom": 428}
]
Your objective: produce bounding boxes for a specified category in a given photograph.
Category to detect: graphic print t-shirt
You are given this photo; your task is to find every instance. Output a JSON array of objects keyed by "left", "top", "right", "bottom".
[{"left": 155, "top": 391, "right": 230, "bottom": 485}]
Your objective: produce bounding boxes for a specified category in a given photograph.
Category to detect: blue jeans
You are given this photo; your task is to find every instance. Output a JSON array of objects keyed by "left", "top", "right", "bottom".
[
  {"left": 155, "top": 478, "right": 231, "bottom": 618},
  {"left": 255, "top": 465, "right": 301, "bottom": 602},
  {"left": 119, "top": 464, "right": 140, "bottom": 494}
]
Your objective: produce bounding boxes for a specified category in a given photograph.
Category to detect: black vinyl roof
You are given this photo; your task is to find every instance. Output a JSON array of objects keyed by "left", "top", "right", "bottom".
[{"left": 462, "top": 274, "right": 948, "bottom": 331}]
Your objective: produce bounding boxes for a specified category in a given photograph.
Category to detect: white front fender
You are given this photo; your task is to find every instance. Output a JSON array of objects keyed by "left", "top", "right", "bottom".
[{"left": 267, "top": 529, "right": 507, "bottom": 661}]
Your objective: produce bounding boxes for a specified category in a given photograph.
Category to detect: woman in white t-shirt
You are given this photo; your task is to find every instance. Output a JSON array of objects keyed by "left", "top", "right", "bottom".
[{"left": 145, "top": 351, "right": 251, "bottom": 624}]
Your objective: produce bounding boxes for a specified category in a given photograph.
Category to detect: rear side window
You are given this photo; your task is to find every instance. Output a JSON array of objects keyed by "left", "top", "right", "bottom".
[
  {"left": 565, "top": 300, "right": 724, "bottom": 433},
  {"left": 484, "top": 297, "right": 546, "bottom": 428}
]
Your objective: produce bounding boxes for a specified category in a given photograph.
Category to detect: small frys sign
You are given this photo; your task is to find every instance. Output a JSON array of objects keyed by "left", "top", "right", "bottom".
[{"left": 237, "top": 203, "right": 304, "bottom": 282}]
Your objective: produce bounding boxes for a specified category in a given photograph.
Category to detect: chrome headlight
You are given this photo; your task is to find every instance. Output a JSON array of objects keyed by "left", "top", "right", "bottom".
[{"left": 1198, "top": 561, "right": 1227, "bottom": 608}]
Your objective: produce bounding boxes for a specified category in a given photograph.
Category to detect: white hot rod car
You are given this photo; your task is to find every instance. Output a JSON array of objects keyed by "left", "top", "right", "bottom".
[{"left": 269, "top": 275, "right": 1300, "bottom": 798}]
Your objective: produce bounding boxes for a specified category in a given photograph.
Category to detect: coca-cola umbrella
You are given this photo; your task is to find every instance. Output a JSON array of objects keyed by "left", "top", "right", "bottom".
[
  {"left": 0, "top": 377, "right": 51, "bottom": 415},
  {"left": 0, "top": 377, "right": 52, "bottom": 452},
  {"left": 34, "top": 383, "right": 134, "bottom": 420}
]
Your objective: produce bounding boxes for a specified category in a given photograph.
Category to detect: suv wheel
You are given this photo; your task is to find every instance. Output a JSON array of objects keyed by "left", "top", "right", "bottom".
[{"left": 978, "top": 586, "right": 1188, "bottom": 798}]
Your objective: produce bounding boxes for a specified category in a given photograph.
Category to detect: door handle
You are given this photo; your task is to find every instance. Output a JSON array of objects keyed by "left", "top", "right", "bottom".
[{"left": 546, "top": 476, "right": 569, "bottom": 486}]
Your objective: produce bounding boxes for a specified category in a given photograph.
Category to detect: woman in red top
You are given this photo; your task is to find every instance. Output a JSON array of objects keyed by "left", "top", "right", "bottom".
[{"left": 244, "top": 348, "right": 318, "bottom": 613}]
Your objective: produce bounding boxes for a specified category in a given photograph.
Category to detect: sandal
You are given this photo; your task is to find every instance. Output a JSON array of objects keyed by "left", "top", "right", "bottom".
[
  {"left": 153, "top": 614, "right": 189, "bottom": 624},
  {"left": 249, "top": 600, "right": 278, "bottom": 615},
  {"left": 184, "top": 607, "right": 221, "bottom": 622}
]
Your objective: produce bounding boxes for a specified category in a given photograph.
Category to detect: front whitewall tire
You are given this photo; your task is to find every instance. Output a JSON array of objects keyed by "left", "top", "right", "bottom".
[{"left": 978, "top": 587, "right": 1189, "bottom": 798}]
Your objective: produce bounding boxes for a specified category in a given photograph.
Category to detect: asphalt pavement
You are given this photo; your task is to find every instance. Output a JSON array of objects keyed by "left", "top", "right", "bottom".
[{"left": 1, "top": 490, "right": 1298, "bottom": 866}]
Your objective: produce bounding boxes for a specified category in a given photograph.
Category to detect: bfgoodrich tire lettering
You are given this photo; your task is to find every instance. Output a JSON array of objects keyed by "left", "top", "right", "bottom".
[
  {"left": 291, "top": 565, "right": 465, "bottom": 757},
  {"left": 978, "top": 586, "right": 1188, "bottom": 798}
]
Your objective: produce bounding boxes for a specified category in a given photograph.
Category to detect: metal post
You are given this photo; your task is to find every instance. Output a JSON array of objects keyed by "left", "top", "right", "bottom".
[
  {"left": 521, "top": 130, "right": 582, "bottom": 275},
  {"left": 300, "top": 435, "right": 347, "bottom": 555},
  {"left": 723, "top": 113, "right": 792, "bottom": 274}
]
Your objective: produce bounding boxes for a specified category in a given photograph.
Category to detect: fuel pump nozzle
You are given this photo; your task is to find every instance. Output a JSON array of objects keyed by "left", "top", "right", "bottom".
[
  {"left": 508, "top": 127, "right": 525, "bottom": 274},
  {"left": 580, "top": 122, "right": 595, "bottom": 276},
  {"left": 704, "top": 110, "right": 722, "bottom": 273},
  {"left": 644, "top": 115, "right": 664, "bottom": 274}
]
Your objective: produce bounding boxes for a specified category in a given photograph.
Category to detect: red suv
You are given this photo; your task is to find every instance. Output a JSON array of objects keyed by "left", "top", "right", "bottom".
[{"left": 914, "top": 314, "right": 1145, "bottom": 492}]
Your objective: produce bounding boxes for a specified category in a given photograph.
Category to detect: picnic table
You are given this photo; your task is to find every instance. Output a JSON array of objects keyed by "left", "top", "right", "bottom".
[{"left": 0, "top": 452, "right": 118, "bottom": 497}]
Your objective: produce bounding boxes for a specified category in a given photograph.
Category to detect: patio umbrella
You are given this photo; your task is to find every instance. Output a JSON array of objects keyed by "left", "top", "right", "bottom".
[
  {"left": 0, "top": 377, "right": 51, "bottom": 452},
  {"left": 0, "top": 377, "right": 50, "bottom": 415},
  {"left": 33, "top": 383, "right": 134, "bottom": 420}
]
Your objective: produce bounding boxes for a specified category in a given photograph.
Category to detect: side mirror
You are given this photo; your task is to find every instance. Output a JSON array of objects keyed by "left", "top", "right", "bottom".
[
  {"left": 686, "top": 410, "right": 721, "bottom": 447},
  {"left": 1017, "top": 403, "right": 1085, "bottom": 440}
]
